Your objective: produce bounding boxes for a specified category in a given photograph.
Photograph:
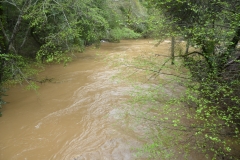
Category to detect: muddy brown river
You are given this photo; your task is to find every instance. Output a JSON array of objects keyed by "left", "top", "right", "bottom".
[{"left": 0, "top": 40, "right": 174, "bottom": 160}]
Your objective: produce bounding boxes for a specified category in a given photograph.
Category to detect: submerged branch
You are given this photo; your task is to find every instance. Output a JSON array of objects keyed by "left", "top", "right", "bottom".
[
  {"left": 123, "top": 62, "right": 190, "bottom": 80},
  {"left": 131, "top": 114, "right": 237, "bottom": 137}
]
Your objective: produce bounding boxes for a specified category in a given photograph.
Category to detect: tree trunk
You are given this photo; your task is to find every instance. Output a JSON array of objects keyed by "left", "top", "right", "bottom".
[{"left": 171, "top": 36, "right": 175, "bottom": 65}]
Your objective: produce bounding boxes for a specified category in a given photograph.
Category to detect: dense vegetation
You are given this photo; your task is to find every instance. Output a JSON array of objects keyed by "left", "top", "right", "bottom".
[{"left": 121, "top": 0, "right": 240, "bottom": 159}]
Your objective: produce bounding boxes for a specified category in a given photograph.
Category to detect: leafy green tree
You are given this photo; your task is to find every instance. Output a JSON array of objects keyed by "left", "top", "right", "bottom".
[
  {"left": 147, "top": 0, "right": 240, "bottom": 73},
  {"left": 108, "top": 0, "right": 148, "bottom": 34}
]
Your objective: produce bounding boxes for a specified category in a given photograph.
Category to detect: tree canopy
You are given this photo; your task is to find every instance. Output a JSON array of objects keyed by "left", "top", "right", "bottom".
[{"left": 147, "top": 0, "right": 240, "bottom": 73}]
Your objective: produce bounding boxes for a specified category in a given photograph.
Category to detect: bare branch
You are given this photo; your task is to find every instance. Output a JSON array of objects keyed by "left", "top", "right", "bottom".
[
  {"left": 0, "top": 0, "right": 21, "bottom": 11},
  {"left": 123, "top": 61, "right": 190, "bottom": 80},
  {"left": 52, "top": 0, "right": 71, "bottom": 28},
  {"left": 7, "top": 0, "right": 30, "bottom": 53},
  {"left": 224, "top": 54, "right": 240, "bottom": 69},
  {"left": 8, "top": 14, "right": 22, "bottom": 53},
  {"left": 19, "top": 26, "right": 31, "bottom": 50},
  {"left": 177, "top": 51, "right": 205, "bottom": 58},
  {"left": 0, "top": 19, "right": 9, "bottom": 42}
]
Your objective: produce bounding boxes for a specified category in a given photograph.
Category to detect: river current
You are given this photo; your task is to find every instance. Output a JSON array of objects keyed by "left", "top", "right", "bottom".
[{"left": 0, "top": 39, "right": 171, "bottom": 160}]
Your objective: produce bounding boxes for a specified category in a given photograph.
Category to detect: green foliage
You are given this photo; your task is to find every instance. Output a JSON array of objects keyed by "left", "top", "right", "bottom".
[
  {"left": 109, "top": 27, "right": 141, "bottom": 42},
  {"left": 108, "top": 0, "right": 148, "bottom": 34},
  {"left": 146, "top": 0, "right": 240, "bottom": 71},
  {"left": 0, "top": 0, "right": 148, "bottom": 64},
  {"left": 0, "top": 53, "right": 41, "bottom": 84},
  {"left": 142, "top": 7, "right": 177, "bottom": 38},
  {"left": 183, "top": 75, "right": 240, "bottom": 159},
  {"left": 23, "top": 0, "right": 111, "bottom": 62}
]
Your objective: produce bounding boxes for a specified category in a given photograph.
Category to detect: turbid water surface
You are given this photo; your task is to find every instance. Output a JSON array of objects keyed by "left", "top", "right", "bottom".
[{"left": 1, "top": 39, "right": 174, "bottom": 160}]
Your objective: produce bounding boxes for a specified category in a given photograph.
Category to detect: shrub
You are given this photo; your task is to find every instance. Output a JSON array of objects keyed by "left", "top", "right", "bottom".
[{"left": 108, "top": 27, "right": 142, "bottom": 42}]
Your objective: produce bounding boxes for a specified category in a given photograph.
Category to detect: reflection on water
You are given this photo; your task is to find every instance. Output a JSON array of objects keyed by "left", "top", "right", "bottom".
[{"left": 0, "top": 40, "right": 167, "bottom": 160}]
